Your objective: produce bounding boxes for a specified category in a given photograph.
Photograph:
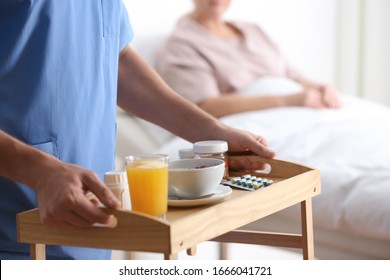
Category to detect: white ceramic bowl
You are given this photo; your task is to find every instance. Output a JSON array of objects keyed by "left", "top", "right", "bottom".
[{"left": 168, "top": 158, "right": 225, "bottom": 199}]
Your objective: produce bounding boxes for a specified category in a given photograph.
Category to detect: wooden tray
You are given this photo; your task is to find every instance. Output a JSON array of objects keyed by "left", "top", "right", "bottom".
[{"left": 17, "top": 157, "right": 321, "bottom": 260}]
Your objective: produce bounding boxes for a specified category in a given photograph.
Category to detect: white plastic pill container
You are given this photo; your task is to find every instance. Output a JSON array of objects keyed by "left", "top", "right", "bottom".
[{"left": 104, "top": 171, "right": 131, "bottom": 211}]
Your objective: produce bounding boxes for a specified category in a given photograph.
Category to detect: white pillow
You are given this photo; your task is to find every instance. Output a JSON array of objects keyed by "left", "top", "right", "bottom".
[
  {"left": 136, "top": 118, "right": 176, "bottom": 147},
  {"left": 241, "top": 76, "right": 303, "bottom": 96}
]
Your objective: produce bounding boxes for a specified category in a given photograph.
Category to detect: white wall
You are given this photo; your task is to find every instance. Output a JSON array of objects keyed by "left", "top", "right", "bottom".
[{"left": 123, "top": 0, "right": 337, "bottom": 84}]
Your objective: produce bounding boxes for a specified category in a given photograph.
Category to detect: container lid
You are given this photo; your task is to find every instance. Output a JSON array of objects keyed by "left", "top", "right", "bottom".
[
  {"left": 193, "top": 140, "right": 228, "bottom": 154},
  {"left": 178, "top": 148, "right": 195, "bottom": 159},
  {"left": 104, "top": 171, "right": 128, "bottom": 186}
]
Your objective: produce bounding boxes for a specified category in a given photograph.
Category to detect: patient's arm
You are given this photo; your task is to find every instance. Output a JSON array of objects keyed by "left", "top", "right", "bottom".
[
  {"left": 199, "top": 92, "right": 306, "bottom": 118},
  {"left": 199, "top": 86, "right": 339, "bottom": 118}
]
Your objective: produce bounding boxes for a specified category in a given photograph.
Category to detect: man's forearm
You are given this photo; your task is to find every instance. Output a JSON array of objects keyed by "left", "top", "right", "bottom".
[
  {"left": 0, "top": 130, "right": 57, "bottom": 190},
  {"left": 117, "top": 46, "right": 226, "bottom": 142}
]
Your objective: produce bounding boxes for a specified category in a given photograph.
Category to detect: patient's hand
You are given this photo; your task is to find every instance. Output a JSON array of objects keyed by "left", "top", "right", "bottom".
[
  {"left": 303, "top": 84, "right": 340, "bottom": 109},
  {"left": 321, "top": 84, "right": 340, "bottom": 108}
]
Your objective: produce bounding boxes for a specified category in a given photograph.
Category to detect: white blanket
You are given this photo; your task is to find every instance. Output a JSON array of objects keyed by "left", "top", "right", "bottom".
[{"left": 157, "top": 78, "right": 390, "bottom": 242}]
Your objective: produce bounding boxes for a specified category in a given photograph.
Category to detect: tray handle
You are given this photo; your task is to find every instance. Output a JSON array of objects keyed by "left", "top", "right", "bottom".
[{"left": 227, "top": 151, "right": 314, "bottom": 178}]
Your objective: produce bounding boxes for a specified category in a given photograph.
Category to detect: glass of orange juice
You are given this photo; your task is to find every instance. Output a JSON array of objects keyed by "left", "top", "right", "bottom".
[{"left": 125, "top": 154, "right": 169, "bottom": 217}]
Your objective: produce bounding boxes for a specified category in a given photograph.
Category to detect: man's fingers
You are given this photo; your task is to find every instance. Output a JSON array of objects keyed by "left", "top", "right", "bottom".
[
  {"left": 247, "top": 140, "right": 275, "bottom": 159},
  {"left": 71, "top": 196, "right": 114, "bottom": 225},
  {"left": 228, "top": 155, "right": 272, "bottom": 171},
  {"left": 83, "top": 173, "right": 120, "bottom": 209}
]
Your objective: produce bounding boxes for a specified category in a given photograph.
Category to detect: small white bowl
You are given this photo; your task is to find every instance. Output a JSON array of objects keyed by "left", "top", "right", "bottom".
[{"left": 168, "top": 158, "right": 225, "bottom": 199}]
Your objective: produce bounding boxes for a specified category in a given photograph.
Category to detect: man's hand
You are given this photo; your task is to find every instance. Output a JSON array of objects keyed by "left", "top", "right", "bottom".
[
  {"left": 35, "top": 162, "right": 120, "bottom": 228},
  {"left": 212, "top": 127, "right": 276, "bottom": 171}
]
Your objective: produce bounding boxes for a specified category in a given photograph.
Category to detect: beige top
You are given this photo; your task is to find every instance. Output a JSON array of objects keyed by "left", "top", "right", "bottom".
[{"left": 157, "top": 16, "right": 302, "bottom": 104}]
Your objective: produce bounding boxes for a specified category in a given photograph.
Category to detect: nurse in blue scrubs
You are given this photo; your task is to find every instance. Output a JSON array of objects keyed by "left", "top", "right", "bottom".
[{"left": 0, "top": 0, "right": 275, "bottom": 259}]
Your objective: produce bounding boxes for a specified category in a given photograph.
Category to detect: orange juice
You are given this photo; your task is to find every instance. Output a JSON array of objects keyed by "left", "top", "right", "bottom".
[{"left": 126, "top": 160, "right": 168, "bottom": 216}]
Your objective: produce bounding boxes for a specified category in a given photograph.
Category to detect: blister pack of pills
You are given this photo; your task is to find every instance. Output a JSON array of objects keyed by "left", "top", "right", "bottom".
[{"left": 221, "top": 174, "right": 273, "bottom": 191}]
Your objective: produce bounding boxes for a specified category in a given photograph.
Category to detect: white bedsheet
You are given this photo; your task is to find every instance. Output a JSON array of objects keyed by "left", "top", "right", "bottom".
[{"left": 157, "top": 91, "right": 390, "bottom": 243}]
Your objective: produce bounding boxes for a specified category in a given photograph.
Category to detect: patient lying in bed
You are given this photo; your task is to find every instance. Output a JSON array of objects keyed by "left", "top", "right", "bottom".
[
  {"left": 153, "top": 0, "right": 390, "bottom": 259},
  {"left": 156, "top": 0, "right": 340, "bottom": 117}
]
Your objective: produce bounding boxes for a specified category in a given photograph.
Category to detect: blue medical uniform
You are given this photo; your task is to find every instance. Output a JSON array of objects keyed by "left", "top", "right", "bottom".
[{"left": 0, "top": 0, "right": 133, "bottom": 259}]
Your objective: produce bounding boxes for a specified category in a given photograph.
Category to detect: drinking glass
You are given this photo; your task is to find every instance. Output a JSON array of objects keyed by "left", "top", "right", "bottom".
[{"left": 125, "top": 154, "right": 169, "bottom": 217}]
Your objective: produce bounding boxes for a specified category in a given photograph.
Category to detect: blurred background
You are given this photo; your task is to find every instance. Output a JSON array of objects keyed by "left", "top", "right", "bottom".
[{"left": 123, "top": 0, "right": 390, "bottom": 107}]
